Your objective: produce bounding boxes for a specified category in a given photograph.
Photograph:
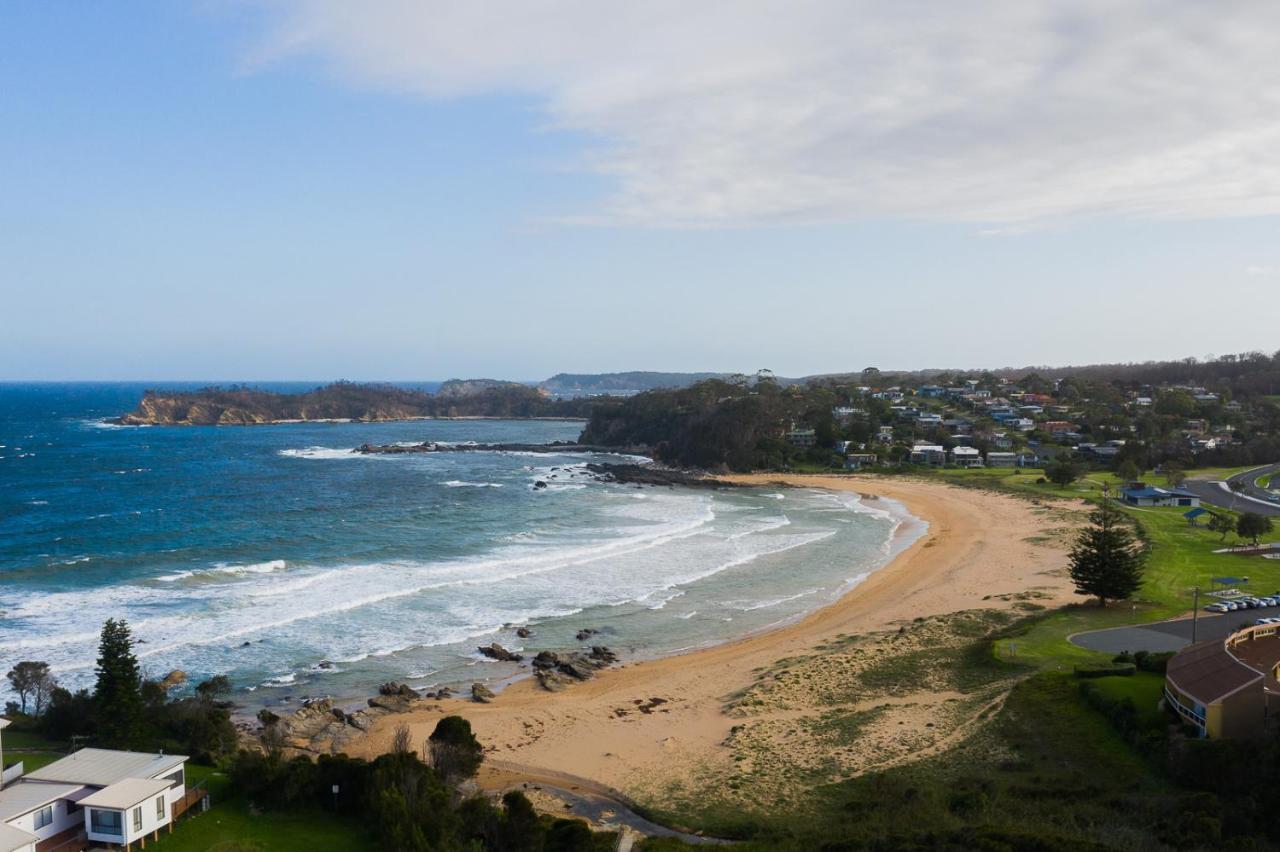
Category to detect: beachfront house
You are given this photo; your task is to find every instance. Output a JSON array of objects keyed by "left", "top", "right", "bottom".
[
  {"left": 0, "top": 722, "right": 201, "bottom": 852},
  {"left": 986, "top": 451, "right": 1018, "bottom": 468},
  {"left": 785, "top": 426, "right": 816, "bottom": 448},
  {"left": 844, "top": 453, "right": 877, "bottom": 471},
  {"left": 950, "top": 446, "right": 983, "bottom": 468},
  {"left": 908, "top": 444, "right": 947, "bottom": 466},
  {"left": 1120, "top": 485, "right": 1200, "bottom": 508}
]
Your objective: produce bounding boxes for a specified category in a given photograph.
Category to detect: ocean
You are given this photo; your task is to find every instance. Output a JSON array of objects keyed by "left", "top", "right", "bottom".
[{"left": 0, "top": 383, "right": 922, "bottom": 711}]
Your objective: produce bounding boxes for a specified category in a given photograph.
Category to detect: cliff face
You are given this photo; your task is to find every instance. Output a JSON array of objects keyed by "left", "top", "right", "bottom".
[{"left": 116, "top": 382, "right": 594, "bottom": 425}]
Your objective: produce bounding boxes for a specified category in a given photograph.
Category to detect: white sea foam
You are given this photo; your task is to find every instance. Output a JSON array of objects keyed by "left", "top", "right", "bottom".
[
  {"left": 278, "top": 446, "right": 360, "bottom": 460},
  {"left": 1, "top": 482, "right": 907, "bottom": 701},
  {"left": 442, "top": 480, "right": 503, "bottom": 488}
]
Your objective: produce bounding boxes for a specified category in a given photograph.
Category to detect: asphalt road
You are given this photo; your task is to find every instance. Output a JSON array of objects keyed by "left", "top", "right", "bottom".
[
  {"left": 1184, "top": 462, "right": 1280, "bottom": 517},
  {"left": 1072, "top": 604, "right": 1280, "bottom": 655}
]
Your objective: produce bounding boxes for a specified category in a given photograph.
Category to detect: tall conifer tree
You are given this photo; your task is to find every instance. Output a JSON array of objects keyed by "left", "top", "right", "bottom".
[
  {"left": 1069, "top": 502, "right": 1147, "bottom": 606},
  {"left": 94, "top": 618, "right": 143, "bottom": 747}
]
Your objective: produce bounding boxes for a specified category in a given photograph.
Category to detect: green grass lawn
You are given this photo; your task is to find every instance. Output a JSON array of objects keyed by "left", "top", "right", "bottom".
[
  {"left": 1085, "top": 672, "right": 1167, "bottom": 728},
  {"left": 872, "top": 466, "right": 1280, "bottom": 670},
  {"left": 152, "top": 800, "right": 378, "bottom": 852},
  {"left": 151, "top": 769, "right": 376, "bottom": 852}
]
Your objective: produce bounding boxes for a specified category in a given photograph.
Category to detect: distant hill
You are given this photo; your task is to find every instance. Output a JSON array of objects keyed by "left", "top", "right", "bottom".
[
  {"left": 116, "top": 381, "right": 590, "bottom": 425},
  {"left": 540, "top": 371, "right": 730, "bottom": 397}
]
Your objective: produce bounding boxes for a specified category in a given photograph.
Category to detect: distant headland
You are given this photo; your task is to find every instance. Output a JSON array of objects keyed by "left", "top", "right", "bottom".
[{"left": 113, "top": 380, "right": 597, "bottom": 425}]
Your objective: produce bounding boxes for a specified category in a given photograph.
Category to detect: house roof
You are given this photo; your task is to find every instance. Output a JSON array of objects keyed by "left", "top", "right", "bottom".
[
  {"left": 25, "top": 748, "right": 186, "bottom": 788},
  {"left": 1122, "top": 486, "right": 1198, "bottom": 500},
  {"left": 77, "top": 777, "right": 172, "bottom": 811},
  {"left": 0, "top": 780, "right": 83, "bottom": 822},
  {"left": 1166, "top": 639, "right": 1263, "bottom": 706},
  {"left": 1184, "top": 508, "right": 1209, "bottom": 519},
  {"left": 0, "top": 823, "right": 38, "bottom": 852}
]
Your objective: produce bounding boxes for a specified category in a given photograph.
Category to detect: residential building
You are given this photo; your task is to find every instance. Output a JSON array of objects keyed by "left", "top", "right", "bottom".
[
  {"left": 844, "top": 453, "right": 878, "bottom": 471},
  {"left": 0, "top": 727, "right": 201, "bottom": 852},
  {"left": 1165, "top": 623, "right": 1280, "bottom": 738},
  {"left": 785, "top": 426, "right": 816, "bottom": 448},
  {"left": 986, "top": 451, "right": 1018, "bottom": 468},
  {"left": 1119, "top": 485, "right": 1200, "bottom": 508},
  {"left": 908, "top": 444, "right": 947, "bottom": 466},
  {"left": 950, "top": 446, "right": 983, "bottom": 468}
]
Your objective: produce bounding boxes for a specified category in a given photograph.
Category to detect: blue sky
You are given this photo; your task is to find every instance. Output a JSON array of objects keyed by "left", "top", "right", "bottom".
[{"left": 3, "top": 2, "right": 1278, "bottom": 381}]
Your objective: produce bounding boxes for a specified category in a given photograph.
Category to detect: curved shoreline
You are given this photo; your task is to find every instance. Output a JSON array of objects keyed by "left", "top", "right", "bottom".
[{"left": 347, "top": 474, "right": 1080, "bottom": 812}]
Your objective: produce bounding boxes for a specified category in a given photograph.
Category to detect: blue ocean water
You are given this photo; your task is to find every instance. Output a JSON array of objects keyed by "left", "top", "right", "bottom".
[{"left": 0, "top": 383, "right": 919, "bottom": 710}]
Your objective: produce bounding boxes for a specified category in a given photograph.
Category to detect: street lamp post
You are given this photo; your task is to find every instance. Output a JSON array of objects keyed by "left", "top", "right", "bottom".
[{"left": 1191, "top": 586, "right": 1200, "bottom": 643}]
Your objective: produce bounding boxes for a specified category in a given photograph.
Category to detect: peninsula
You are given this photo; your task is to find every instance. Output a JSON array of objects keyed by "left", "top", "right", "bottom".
[{"left": 115, "top": 380, "right": 596, "bottom": 425}]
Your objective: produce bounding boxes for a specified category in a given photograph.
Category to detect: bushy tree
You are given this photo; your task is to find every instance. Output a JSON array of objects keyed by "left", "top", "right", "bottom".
[
  {"left": 428, "top": 715, "right": 484, "bottom": 786},
  {"left": 1237, "top": 513, "right": 1274, "bottom": 545},
  {"left": 1207, "top": 513, "right": 1236, "bottom": 542},
  {"left": 6, "top": 661, "right": 56, "bottom": 715},
  {"left": 1069, "top": 502, "right": 1147, "bottom": 606},
  {"left": 93, "top": 618, "right": 143, "bottom": 747},
  {"left": 1047, "top": 458, "right": 1083, "bottom": 488}
]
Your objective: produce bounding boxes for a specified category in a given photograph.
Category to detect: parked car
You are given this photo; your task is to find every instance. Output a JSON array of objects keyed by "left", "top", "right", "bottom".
[{"left": 1205, "top": 603, "right": 1229, "bottom": 613}]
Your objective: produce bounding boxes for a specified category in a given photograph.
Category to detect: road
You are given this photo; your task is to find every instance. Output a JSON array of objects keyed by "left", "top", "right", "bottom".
[
  {"left": 1183, "top": 462, "right": 1280, "bottom": 517},
  {"left": 1071, "top": 610, "right": 1272, "bottom": 655}
]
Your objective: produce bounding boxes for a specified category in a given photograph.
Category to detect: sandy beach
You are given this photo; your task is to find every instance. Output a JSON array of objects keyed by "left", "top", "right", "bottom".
[{"left": 349, "top": 474, "right": 1081, "bottom": 810}]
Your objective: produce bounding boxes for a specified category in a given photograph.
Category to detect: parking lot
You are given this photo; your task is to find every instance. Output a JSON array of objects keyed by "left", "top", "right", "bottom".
[{"left": 1071, "top": 595, "right": 1280, "bottom": 655}]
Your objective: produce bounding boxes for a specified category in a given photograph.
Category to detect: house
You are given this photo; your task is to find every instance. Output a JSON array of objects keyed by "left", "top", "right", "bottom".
[
  {"left": 915, "top": 413, "right": 944, "bottom": 426},
  {"left": 950, "top": 446, "right": 983, "bottom": 468},
  {"left": 908, "top": 444, "right": 947, "bottom": 466},
  {"left": 918, "top": 385, "right": 947, "bottom": 398},
  {"left": 0, "top": 725, "right": 199, "bottom": 852},
  {"left": 1120, "top": 485, "right": 1200, "bottom": 508},
  {"left": 1164, "top": 624, "right": 1280, "bottom": 738},
  {"left": 785, "top": 426, "right": 816, "bottom": 448},
  {"left": 844, "top": 453, "right": 878, "bottom": 471},
  {"left": 1041, "top": 421, "right": 1076, "bottom": 435},
  {"left": 986, "top": 451, "right": 1018, "bottom": 468}
]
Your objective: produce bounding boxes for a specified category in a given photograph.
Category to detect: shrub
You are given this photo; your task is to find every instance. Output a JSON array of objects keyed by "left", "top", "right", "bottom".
[{"left": 1074, "top": 662, "right": 1136, "bottom": 678}]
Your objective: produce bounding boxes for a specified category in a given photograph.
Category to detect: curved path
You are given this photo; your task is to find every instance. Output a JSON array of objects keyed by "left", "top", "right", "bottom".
[{"left": 1184, "top": 463, "right": 1280, "bottom": 517}]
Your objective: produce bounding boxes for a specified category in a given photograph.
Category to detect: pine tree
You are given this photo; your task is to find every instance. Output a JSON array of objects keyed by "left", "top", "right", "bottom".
[
  {"left": 93, "top": 618, "right": 143, "bottom": 748},
  {"left": 1069, "top": 501, "right": 1147, "bottom": 606}
]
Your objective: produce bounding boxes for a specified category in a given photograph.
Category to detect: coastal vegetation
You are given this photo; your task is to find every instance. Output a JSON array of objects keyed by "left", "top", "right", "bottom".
[{"left": 117, "top": 380, "right": 595, "bottom": 425}]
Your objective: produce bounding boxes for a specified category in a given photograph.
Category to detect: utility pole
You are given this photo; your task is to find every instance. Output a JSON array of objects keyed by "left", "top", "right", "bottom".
[{"left": 1191, "top": 586, "right": 1200, "bottom": 644}]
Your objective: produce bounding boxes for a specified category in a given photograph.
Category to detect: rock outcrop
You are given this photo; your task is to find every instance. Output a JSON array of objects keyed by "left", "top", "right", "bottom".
[
  {"left": 471, "top": 683, "right": 496, "bottom": 703},
  {"left": 477, "top": 643, "right": 523, "bottom": 662}
]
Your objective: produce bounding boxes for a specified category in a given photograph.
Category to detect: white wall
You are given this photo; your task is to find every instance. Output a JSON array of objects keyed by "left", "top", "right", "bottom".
[
  {"left": 5, "top": 795, "right": 81, "bottom": 842},
  {"left": 85, "top": 793, "right": 172, "bottom": 846}
]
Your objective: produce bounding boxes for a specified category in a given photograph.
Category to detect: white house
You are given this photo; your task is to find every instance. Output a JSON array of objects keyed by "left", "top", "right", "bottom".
[
  {"left": 950, "top": 446, "right": 983, "bottom": 468},
  {"left": 986, "top": 451, "right": 1018, "bottom": 468},
  {"left": 909, "top": 444, "right": 947, "bottom": 466},
  {"left": 0, "top": 723, "right": 195, "bottom": 852},
  {"left": 1120, "top": 486, "right": 1201, "bottom": 508}
]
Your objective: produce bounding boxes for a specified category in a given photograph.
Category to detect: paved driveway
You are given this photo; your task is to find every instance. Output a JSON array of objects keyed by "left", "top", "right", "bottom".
[{"left": 1071, "top": 610, "right": 1271, "bottom": 654}]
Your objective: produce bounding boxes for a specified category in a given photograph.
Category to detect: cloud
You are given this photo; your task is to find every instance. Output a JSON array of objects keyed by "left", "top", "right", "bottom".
[
  {"left": 251, "top": 1, "right": 1280, "bottom": 227},
  {"left": 1246, "top": 265, "right": 1278, "bottom": 277}
]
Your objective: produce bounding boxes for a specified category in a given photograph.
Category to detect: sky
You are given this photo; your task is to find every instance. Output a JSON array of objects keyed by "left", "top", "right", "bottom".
[{"left": 2, "top": 1, "right": 1279, "bottom": 381}]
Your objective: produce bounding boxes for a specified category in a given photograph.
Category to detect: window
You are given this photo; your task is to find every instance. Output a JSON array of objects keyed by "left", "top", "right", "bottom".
[
  {"left": 34, "top": 804, "right": 54, "bottom": 830},
  {"left": 165, "top": 767, "right": 185, "bottom": 789},
  {"left": 90, "top": 809, "right": 123, "bottom": 836},
  {"left": 133, "top": 805, "right": 143, "bottom": 832},
  {"left": 156, "top": 795, "right": 167, "bottom": 820}
]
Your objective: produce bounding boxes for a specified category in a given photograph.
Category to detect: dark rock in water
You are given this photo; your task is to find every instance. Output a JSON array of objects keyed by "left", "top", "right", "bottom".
[
  {"left": 240, "top": 641, "right": 251, "bottom": 647},
  {"left": 471, "top": 683, "right": 496, "bottom": 703},
  {"left": 590, "top": 646, "right": 618, "bottom": 664},
  {"left": 378, "top": 681, "right": 420, "bottom": 698},
  {"left": 317, "top": 660, "right": 334, "bottom": 669},
  {"left": 436, "top": 686, "right": 453, "bottom": 699},
  {"left": 556, "top": 653, "right": 597, "bottom": 680},
  {"left": 532, "top": 650, "right": 560, "bottom": 670},
  {"left": 576, "top": 628, "right": 599, "bottom": 641},
  {"left": 584, "top": 463, "right": 737, "bottom": 489},
  {"left": 477, "top": 643, "right": 523, "bottom": 662},
  {"left": 516, "top": 626, "right": 532, "bottom": 638},
  {"left": 534, "top": 480, "right": 548, "bottom": 489}
]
